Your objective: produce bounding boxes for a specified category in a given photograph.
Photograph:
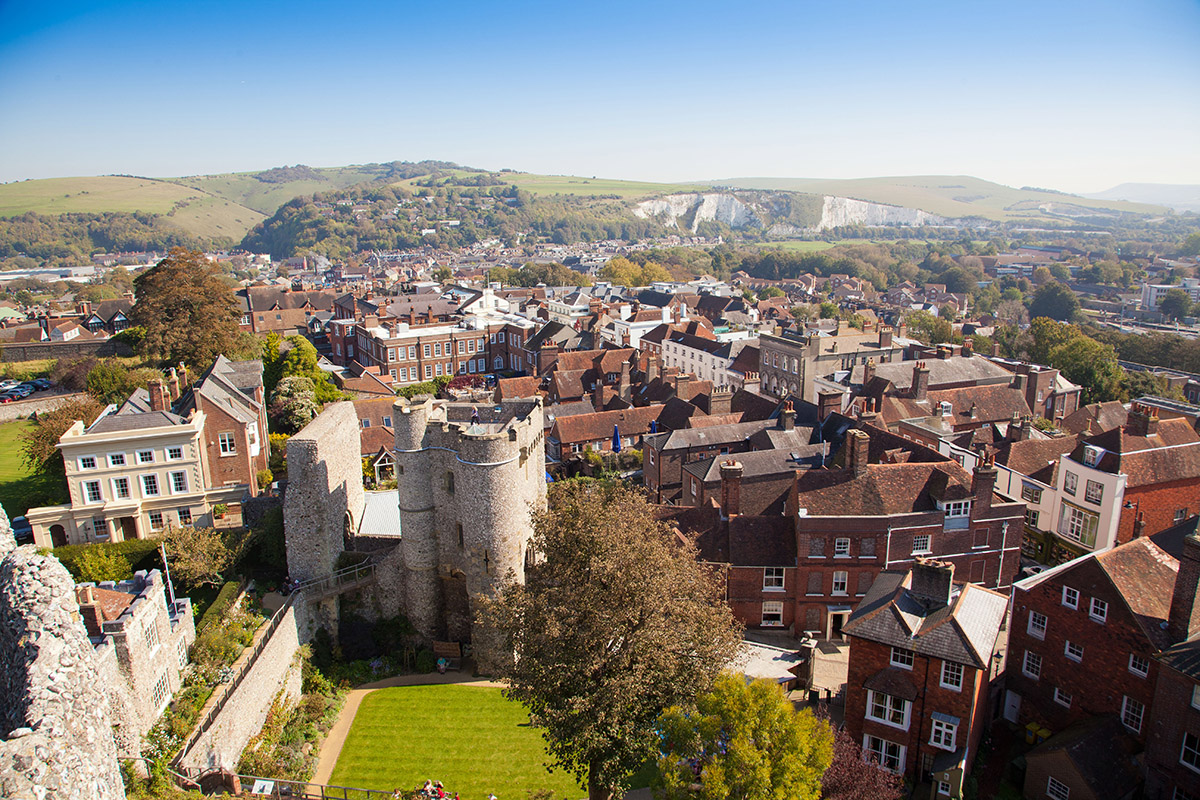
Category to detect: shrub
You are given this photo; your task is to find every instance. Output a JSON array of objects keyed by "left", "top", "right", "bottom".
[
  {"left": 197, "top": 581, "right": 241, "bottom": 634},
  {"left": 75, "top": 546, "right": 133, "bottom": 583},
  {"left": 257, "top": 468, "right": 274, "bottom": 488},
  {"left": 54, "top": 538, "right": 161, "bottom": 580},
  {"left": 414, "top": 648, "right": 436, "bottom": 674}
]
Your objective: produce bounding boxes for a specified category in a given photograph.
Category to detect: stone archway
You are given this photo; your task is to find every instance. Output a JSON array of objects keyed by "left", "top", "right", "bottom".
[{"left": 50, "top": 524, "right": 67, "bottom": 548}]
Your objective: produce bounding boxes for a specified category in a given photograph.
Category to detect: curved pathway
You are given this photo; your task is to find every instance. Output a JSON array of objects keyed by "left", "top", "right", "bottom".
[{"left": 310, "top": 669, "right": 503, "bottom": 788}]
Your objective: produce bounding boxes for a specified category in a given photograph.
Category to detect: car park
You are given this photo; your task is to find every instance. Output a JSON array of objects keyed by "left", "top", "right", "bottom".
[
  {"left": 0, "top": 380, "right": 18, "bottom": 391},
  {"left": 31, "top": 379, "right": 52, "bottom": 390},
  {"left": 18, "top": 382, "right": 38, "bottom": 393}
]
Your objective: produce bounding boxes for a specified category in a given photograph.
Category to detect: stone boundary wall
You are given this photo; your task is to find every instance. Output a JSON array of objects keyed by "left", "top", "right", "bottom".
[
  {"left": 1, "top": 338, "right": 133, "bottom": 363},
  {"left": 0, "top": 513, "right": 126, "bottom": 799},
  {"left": 0, "top": 391, "right": 88, "bottom": 424},
  {"left": 177, "top": 601, "right": 304, "bottom": 773}
]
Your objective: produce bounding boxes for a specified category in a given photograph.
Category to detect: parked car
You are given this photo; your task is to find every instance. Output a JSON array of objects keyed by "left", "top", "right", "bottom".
[
  {"left": 0, "top": 395, "right": 14, "bottom": 404},
  {"left": 10, "top": 516, "right": 33, "bottom": 544},
  {"left": 10, "top": 386, "right": 32, "bottom": 398},
  {"left": 18, "top": 382, "right": 38, "bottom": 393},
  {"left": 0, "top": 380, "right": 18, "bottom": 391},
  {"left": 31, "top": 378, "right": 52, "bottom": 390}
]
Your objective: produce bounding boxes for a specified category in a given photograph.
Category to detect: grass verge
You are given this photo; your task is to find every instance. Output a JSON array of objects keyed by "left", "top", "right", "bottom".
[{"left": 0, "top": 419, "right": 69, "bottom": 517}]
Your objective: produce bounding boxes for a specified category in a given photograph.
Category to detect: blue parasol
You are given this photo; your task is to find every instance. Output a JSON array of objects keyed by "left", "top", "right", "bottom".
[{"left": 612, "top": 424, "right": 622, "bottom": 452}]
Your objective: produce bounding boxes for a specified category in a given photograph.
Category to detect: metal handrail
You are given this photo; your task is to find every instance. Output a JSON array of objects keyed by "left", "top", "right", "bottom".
[{"left": 236, "top": 773, "right": 397, "bottom": 799}]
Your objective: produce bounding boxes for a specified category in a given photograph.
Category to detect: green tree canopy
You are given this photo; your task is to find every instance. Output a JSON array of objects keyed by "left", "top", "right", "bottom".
[
  {"left": 1050, "top": 335, "right": 1124, "bottom": 405},
  {"left": 654, "top": 673, "right": 832, "bottom": 800},
  {"left": 162, "top": 526, "right": 237, "bottom": 590},
  {"left": 21, "top": 396, "right": 106, "bottom": 478},
  {"left": 483, "top": 482, "right": 741, "bottom": 800},
  {"left": 1159, "top": 288, "right": 1193, "bottom": 321},
  {"left": 1028, "top": 281, "right": 1080, "bottom": 322},
  {"left": 132, "top": 247, "right": 241, "bottom": 369},
  {"left": 268, "top": 376, "right": 319, "bottom": 433}
]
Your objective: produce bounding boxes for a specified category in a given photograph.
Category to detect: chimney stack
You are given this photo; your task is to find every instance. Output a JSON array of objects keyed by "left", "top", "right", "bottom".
[
  {"left": 708, "top": 386, "right": 733, "bottom": 416},
  {"left": 910, "top": 560, "right": 955, "bottom": 609},
  {"left": 993, "top": 342, "right": 1002, "bottom": 358},
  {"left": 1012, "top": 373, "right": 1028, "bottom": 392},
  {"left": 674, "top": 373, "right": 693, "bottom": 402},
  {"left": 148, "top": 379, "right": 169, "bottom": 412},
  {"left": 859, "top": 396, "right": 879, "bottom": 423},
  {"left": 972, "top": 453, "right": 997, "bottom": 517},
  {"left": 847, "top": 428, "right": 870, "bottom": 477},
  {"left": 167, "top": 368, "right": 180, "bottom": 401},
  {"left": 75, "top": 586, "right": 104, "bottom": 637},
  {"left": 862, "top": 358, "right": 876, "bottom": 387},
  {"left": 1133, "top": 511, "right": 1146, "bottom": 539},
  {"left": 913, "top": 361, "right": 930, "bottom": 401},
  {"left": 619, "top": 361, "right": 631, "bottom": 403},
  {"left": 1168, "top": 534, "right": 1200, "bottom": 644},
  {"left": 720, "top": 459, "right": 744, "bottom": 517},
  {"left": 878, "top": 326, "right": 893, "bottom": 349},
  {"left": 779, "top": 400, "right": 796, "bottom": 431},
  {"left": 648, "top": 352, "right": 660, "bottom": 383},
  {"left": 962, "top": 338, "right": 974, "bottom": 358},
  {"left": 1126, "top": 403, "right": 1160, "bottom": 437},
  {"left": 817, "top": 391, "right": 842, "bottom": 423},
  {"left": 538, "top": 342, "right": 559, "bottom": 374}
]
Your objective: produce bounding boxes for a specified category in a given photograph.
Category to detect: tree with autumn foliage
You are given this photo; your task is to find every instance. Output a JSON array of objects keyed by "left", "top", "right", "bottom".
[
  {"left": 482, "top": 482, "right": 742, "bottom": 800},
  {"left": 20, "top": 395, "right": 105, "bottom": 479},
  {"left": 132, "top": 247, "right": 241, "bottom": 369},
  {"left": 819, "top": 715, "right": 904, "bottom": 800}
]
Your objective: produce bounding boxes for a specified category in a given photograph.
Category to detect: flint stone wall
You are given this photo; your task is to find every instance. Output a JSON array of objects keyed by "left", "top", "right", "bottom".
[{"left": 0, "top": 507, "right": 125, "bottom": 800}]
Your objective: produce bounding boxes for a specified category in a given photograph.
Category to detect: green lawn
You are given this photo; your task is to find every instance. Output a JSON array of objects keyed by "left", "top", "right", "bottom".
[
  {"left": 329, "top": 685, "right": 600, "bottom": 799},
  {"left": 0, "top": 419, "right": 69, "bottom": 518}
]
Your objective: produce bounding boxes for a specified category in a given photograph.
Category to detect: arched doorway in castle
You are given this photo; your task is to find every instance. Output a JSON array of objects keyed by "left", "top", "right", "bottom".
[
  {"left": 441, "top": 567, "right": 470, "bottom": 643},
  {"left": 50, "top": 524, "right": 66, "bottom": 548}
]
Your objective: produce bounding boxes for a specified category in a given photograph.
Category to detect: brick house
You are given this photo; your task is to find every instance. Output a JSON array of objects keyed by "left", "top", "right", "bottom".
[
  {"left": 179, "top": 356, "right": 270, "bottom": 495},
  {"left": 843, "top": 561, "right": 1009, "bottom": 798},
  {"left": 1022, "top": 715, "right": 1142, "bottom": 800},
  {"left": 1005, "top": 535, "right": 1182, "bottom": 743},
  {"left": 238, "top": 286, "right": 337, "bottom": 335}
]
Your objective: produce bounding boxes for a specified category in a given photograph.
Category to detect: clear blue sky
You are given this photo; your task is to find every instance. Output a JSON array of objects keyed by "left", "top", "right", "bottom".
[{"left": 1, "top": 0, "right": 1198, "bottom": 193}]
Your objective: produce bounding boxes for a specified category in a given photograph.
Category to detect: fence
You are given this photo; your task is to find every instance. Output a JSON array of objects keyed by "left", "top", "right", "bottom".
[
  {"left": 235, "top": 775, "right": 398, "bottom": 799},
  {"left": 294, "top": 561, "right": 377, "bottom": 599}
]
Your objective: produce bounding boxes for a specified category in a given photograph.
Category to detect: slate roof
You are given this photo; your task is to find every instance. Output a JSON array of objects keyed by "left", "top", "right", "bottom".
[
  {"left": 1025, "top": 715, "right": 1141, "bottom": 800},
  {"left": 728, "top": 515, "right": 796, "bottom": 567},
  {"left": 89, "top": 409, "right": 187, "bottom": 433},
  {"left": 683, "top": 447, "right": 822, "bottom": 483},
  {"left": 851, "top": 355, "right": 1012, "bottom": 390},
  {"left": 729, "top": 344, "right": 761, "bottom": 377},
  {"left": 542, "top": 399, "right": 596, "bottom": 430},
  {"left": 245, "top": 287, "right": 336, "bottom": 312},
  {"left": 844, "top": 570, "right": 1009, "bottom": 669},
  {"left": 651, "top": 419, "right": 776, "bottom": 451}
]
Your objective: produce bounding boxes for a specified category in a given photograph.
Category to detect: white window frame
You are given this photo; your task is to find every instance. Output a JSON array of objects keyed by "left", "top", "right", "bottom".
[
  {"left": 1023, "top": 650, "right": 1042, "bottom": 680},
  {"left": 863, "top": 735, "right": 905, "bottom": 773},
  {"left": 834, "top": 538, "right": 851, "bottom": 557},
  {"left": 178, "top": 507, "right": 192, "bottom": 526},
  {"left": 912, "top": 534, "right": 931, "bottom": 555},
  {"left": 1183, "top": 731, "right": 1200, "bottom": 774},
  {"left": 761, "top": 600, "right": 784, "bottom": 627},
  {"left": 112, "top": 476, "right": 131, "bottom": 500},
  {"left": 1064, "top": 640, "right": 1083, "bottom": 663},
  {"left": 79, "top": 455, "right": 98, "bottom": 470},
  {"left": 1062, "top": 586, "right": 1079, "bottom": 609},
  {"left": 169, "top": 470, "right": 188, "bottom": 494},
  {"left": 83, "top": 480, "right": 103, "bottom": 504},
  {"left": 1084, "top": 479, "right": 1104, "bottom": 504},
  {"left": 1028, "top": 610, "right": 1048, "bottom": 640},
  {"left": 1192, "top": 685, "right": 1200, "bottom": 711},
  {"left": 832, "top": 571, "right": 848, "bottom": 596},
  {"left": 148, "top": 510, "right": 164, "bottom": 530},
  {"left": 1121, "top": 695, "right": 1144, "bottom": 733},
  {"left": 890, "top": 647, "right": 914, "bottom": 670},
  {"left": 137, "top": 449, "right": 154, "bottom": 464},
  {"left": 763, "top": 567, "right": 785, "bottom": 591},
  {"left": 141, "top": 474, "right": 160, "bottom": 497},
  {"left": 1047, "top": 776, "right": 1070, "bottom": 800},
  {"left": 930, "top": 719, "right": 957, "bottom": 751},
  {"left": 106, "top": 452, "right": 125, "bottom": 467},
  {"left": 866, "top": 690, "right": 911, "bottom": 730},
  {"left": 944, "top": 500, "right": 971, "bottom": 517},
  {"left": 218, "top": 432, "right": 236, "bottom": 456},
  {"left": 1064, "top": 470, "right": 1078, "bottom": 496},
  {"left": 1090, "top": 597, "right": 1108, "bottom": 623},
  {"left": 166, "top": 446, "right": 184, "bottom": 461},
  {"left": 940, "top": 661, "right": 963, "bottom": 691},
  {"left": 1054, "top": 687, "right": 1072, "bottom": 708},
  {"left": 1129, "top": 652, "right": 1150, "bottom": 678}
]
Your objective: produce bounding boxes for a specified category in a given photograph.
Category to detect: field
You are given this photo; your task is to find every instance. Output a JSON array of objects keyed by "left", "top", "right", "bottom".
[
  {"left": 712, "top": 174, "right": 1167, "bottom": 221},
  {"left": 755, "top": 240, "right": 837, "bottom": 253},
  {"left": 172, "top": 164, "right": 393, "bottom": 215},
  {"left": 0, "top": 175, "right": 264, "bottom": 240},
  {"left": 0, "top": 419, "right": 68, "bottom": 518},
  {"left": 329, "top": 685, "right": 613, "bottom": 798},
  {"left": 496, "top": 173, "right": 700, "bottom": 199}
]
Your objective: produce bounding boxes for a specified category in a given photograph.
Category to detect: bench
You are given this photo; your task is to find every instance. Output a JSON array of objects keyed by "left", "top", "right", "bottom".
[{"left": 433, "top": 641, "right": 461, "bottom": 671}]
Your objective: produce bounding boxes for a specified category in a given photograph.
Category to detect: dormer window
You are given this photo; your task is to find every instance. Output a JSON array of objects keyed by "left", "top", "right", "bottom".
[{"left": 1083, "top": 445, "right": 1103, "bottom": 467}]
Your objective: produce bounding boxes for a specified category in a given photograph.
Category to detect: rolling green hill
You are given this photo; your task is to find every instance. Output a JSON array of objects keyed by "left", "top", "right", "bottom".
[{"left": 707, "top": 175, "right": 1167, "bottom": 221}]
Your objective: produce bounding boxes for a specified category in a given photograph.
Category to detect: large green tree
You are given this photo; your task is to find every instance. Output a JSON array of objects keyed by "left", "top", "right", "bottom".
[
  {"left": 1028, "top": 281, "right": 1080, "bottom": 322},
  {"left": 132, "top": 247, "right": 241, "bottom": 369},
  {"left": 20, "top": 395, "right": 105, "bottom": 478},
  {"left": 483, "top": 482, "right": 741, "bottom": 800},
  {"left": 1050, "top": 335, "right": 1124, "bottom": 404},
  {"left": 654, "top": 674, "right": 832, "bottom": 800},
  {"left": 1159, "top": 288, "right": 1193, "bottom": 321}
]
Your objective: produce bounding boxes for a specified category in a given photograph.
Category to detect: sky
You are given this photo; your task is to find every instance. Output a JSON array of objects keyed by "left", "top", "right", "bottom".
[{"left": 1, "top": 0, "right": 1198, "bottom": 194}]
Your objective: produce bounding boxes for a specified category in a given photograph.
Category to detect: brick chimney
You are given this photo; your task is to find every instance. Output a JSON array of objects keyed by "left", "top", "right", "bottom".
[
  {"left": 937, "top": 344, "right": 953, "bottom": 360},
  {"left": 878, "top": 326, "right": 893, "bottom": 349},
  {"left": 993, "top": 342, "right": 1002, "bottom": 357},
  {"left": 75, "top": 586, "right": 104, "bottom": 638},
  {"left": 847, "top": 428, "right": 870, "bottom": 477},
  {"left": 1168, "top": 533, "right": 1200, "bottom": 644},
  {"left": 619, "top": 361, "right": 631, "bottom": 403},
  {"left": 177, "top": 363, "right": 189, "bottom": 390},
  {"left": 1019, "top": 417, "right": 1032, "bottom": 441},
  {"left": 148, "top": 379, "right": 169, "bottom": 412},
  {"left": 720, "top": 459, "right": 744, "bottom": 517},
  {"left": 674, "top": 373, "right": 693, "bottom": 402},
  {"left": 592, "top": 380, "right": 605, "bottom": 410},
  {"left": 862, "top": 359, "right": 876, "bottom": 387},
  {"left": 972, "top": 453, "right": 997, "bottom": 517},
  {"left": 779, "top": 400, "right": 796, "bottom": 431},
  {"left": 1126, "top": 403, "right": 1160, "bottom": 437},
  {"left": 1012, "top": 373, "right": 1027, "bottom": 392},
  {"left": 913, "top": 361, "right": 930, "bottom": 401},
  {"left": 1133, "top": 511, "right": 1146, "bottom": 539},
  {"left": 816, "top": 391, "right": 841, "bottom": 422},
  {"left": 962, "top": 338, "right": 974, "bottom": 358},
  {"left": 909, "top": 560, "right": 955, "bottom": 609},
  {"left": 538, "top": 342, "right": 559, "bottom": 374},
  {"left": 708, "top": 386, "right": 733, "bottom": 416},
  {"left": 647, "top": 352, "right": 660, "bottom": 383},
  {"left": 858, "top": 396, "right": 879, "bottom": 423},
  {"left": 167, "top": 368, "right": 180, "bottom": 401}
]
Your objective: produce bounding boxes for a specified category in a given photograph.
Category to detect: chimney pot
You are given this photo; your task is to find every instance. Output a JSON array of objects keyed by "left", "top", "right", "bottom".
[{"left": 910, "top": 560, "right": 955, "bottom": 608}]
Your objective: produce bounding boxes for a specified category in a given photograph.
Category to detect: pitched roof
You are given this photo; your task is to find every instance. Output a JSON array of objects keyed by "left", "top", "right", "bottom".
[
  {"left": 844, "top": 570, "right": 1009, "bottom": 668},
  {"left": 89, "top": 409, "right": 187, "bottom": 433},
  {"left": 359, "top": 424, "right": 395, "bottom": 457},
  {"left": 1025, "top": 716, "right": 1141, "bottom": 800},
  {"left": 549, "top": 405, "right": 664, "bottom": 445},
  {"left": 852, "top": 355, "right": 1012, "bottom": 390},
  {"left": 496, "top": 376, "right": 542, "bottom": 400},
  {"left": 1074, "top": 416, "right": 1200, "bottom": 487},
  {"left": 793, "top": 461, "right": 973, "bottom": 516},
  {"left": 993, "top": 435, "right": 1079, "bottom": 484},
  {"left": 1061, "top": 401, "right": 1128, "bottom": 436}
]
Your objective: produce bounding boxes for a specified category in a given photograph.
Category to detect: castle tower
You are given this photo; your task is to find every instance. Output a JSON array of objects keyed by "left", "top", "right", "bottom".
[{"left": 393, "top": 395, "right": 546, "bottom": 671}]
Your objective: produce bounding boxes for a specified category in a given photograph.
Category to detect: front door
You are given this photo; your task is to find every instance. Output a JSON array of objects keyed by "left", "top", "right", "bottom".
[
  {"left": 829, "top": 612, "right": 847, "bottom": 640},
  {"left": 119, "top": 517, "right": 137, "bottom": 541},
  {"left": 1003, "top": 689, "right": 1021, "bottom": 723}
]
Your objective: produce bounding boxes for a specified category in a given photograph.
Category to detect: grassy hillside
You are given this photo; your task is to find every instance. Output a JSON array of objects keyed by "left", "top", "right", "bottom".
[
  {"left": 493, "top": 172, "right": 700, "bottom": 198},
  {"left": 0, "top": 175, "right": 264, "bottom": 240},
  {"left": 172, "top": 164, "right": 400, "bottom": 215},
  {"left": 709, "top": 175, "right": 1168, "bottom": 221}
]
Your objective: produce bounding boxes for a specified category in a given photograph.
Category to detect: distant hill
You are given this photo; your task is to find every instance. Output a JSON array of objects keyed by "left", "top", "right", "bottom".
[
  {"left": 1085, "top": 183, "right": 1200, "bottom": 214},
  {"left": 707, "top": 175, "right": 1167, "bottom": 222}
]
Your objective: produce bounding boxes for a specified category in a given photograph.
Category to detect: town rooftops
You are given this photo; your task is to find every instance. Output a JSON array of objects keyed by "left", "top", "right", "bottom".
[
  {"left": 993, "top": 435, "right": 1080, "bottom": 485},
  {"left": 850, "top": 355, "right": 1012, "bottom": 390},
  {"left": 844, "top": 567, "right": 1009, "bottom": 669},
  {"left": 1071, "top": 414, "right": 1200, "bottom": 488},
  {"left": 549, "top": 405, "right": 663, "bottom": 445},
  {"left": 1024, "top": 715, "right": 1141, "bottom": 800}
]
